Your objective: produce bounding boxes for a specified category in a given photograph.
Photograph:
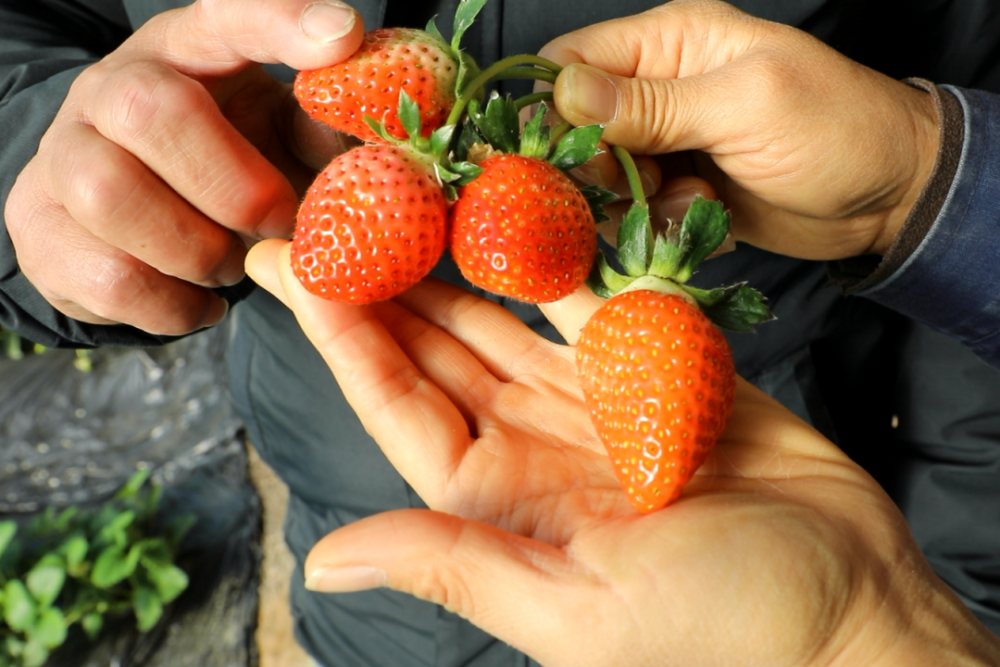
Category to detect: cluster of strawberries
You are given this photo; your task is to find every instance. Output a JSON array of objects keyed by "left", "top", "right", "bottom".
[{"left": 290, "top": 0, "right": 772, "bottom": 513}]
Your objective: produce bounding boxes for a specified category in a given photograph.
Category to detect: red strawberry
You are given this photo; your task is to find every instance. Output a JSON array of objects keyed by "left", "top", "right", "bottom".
[
  {"left": 449, "top": 153, "right": 597, "bottom": 303},
  {"left": 294, "top": 26, "right": 465, "bottom": 144},
  {"left": 578, "top": 195, "right": 773, "bottom": 512},
  {"left": 291, "top": 144, "right": 448, "bottom": 304},
  {"left": 576, "top": 289, "right": 736, "bottom": 512}
]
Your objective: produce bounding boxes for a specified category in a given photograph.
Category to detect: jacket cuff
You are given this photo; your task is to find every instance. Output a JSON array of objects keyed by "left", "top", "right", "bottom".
[{"left": 828, "top": 79, "right": 964, "bottom": 292}]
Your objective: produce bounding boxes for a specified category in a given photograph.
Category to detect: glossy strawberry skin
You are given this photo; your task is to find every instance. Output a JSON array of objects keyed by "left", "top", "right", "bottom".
[
  {"left": 294, "top": 28, "right": 458, "bottom": 144},
  {"left": 576, "top": 290, "right": 736, "bottom": 513},
  {"left": 291, "top": 144, "right": 448, "bottom": 304},
  {"left": 449, "top": 154, "right": 597, "bottom": 303}
]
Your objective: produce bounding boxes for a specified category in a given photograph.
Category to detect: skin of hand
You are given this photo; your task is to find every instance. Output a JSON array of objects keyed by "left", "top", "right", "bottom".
[
  {"left": 245, "top": 238, "right": 1000, "bottom": 667},
  {"left": 540, "top": 0, "right": 941, "bottom": 260},
  {"left": 3, "top": 0, "right": 364, "bottom": 335}
]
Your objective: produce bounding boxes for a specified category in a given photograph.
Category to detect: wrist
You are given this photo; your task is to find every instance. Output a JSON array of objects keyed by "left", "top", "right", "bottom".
[{"left": 869, "top": 81, "right": 943, "bottom": 256}]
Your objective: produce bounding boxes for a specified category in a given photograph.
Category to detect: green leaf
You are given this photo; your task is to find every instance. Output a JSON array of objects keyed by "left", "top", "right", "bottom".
[
  {"left": 81, "top": 612, "right": 103, "bottom": 640},
  {"left": 53, "top": 506, "right": 78, "bottom": 532},
  {"left": 469, "top": 92, "right": 519, "bottom": 154},
  {"left": 518, "top": 103, "right": 551, "bottom": 159},
  {"left": 133, "top": 586, "right": 163, "bottom": 633},
  {"left": 0, "top": 521, "right": 16, "bottom": 560},
  {"left": 3, "top": 580, "right": 36, "bottom": 632},
  {"left": 27, "top": 607, "right": 66, "bottom": 650},
  {"left": 19, "top": 640, "right": 47, "bottom": 667},
  {"left": 58, "top": 534, "right": 89, "bottom": 570},
  {"left": 452, "top": 0, "right": 488, "bottom": 51},
  {"left": 25, "top": 556, "right": 65, "bottom": 609},
  {"left": 91, "top": 544, "right": 140, "bottom": 588},
  {"left": 673, "top": 197, "right": 731, "bottom": 283},
  {"left": 616, "top": 203, "right": 653, "bottom": 278},
  {"left": 141, "top": 558, "right": 189, "bottom": 604},
  {"left": 548, "top": 124, "right": 604, "bottom": 172},
  {"left": 115, "top": 469, "right": 151, "bottom": 501},
  {"left": 96, "top": 509, "right": 135, "bottom": 549},
  {"left": 397, "top": 90, "right": 422, "bottom": 141}
]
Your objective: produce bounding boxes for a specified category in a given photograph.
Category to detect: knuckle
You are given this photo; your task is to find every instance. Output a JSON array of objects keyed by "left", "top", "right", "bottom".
[{"left": 100, "top": 62, "right": 205, "bottom": 145}]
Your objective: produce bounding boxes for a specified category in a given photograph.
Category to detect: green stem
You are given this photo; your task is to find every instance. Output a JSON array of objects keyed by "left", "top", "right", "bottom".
[
  {"left": 513, "top": 91, "right": 553, "bottom": 111},
  {"left": 549, "top": 121, "right": 573, "bottom": 147},
  {"left": 612, "top": 145, "right": 647, "bottom": 206},
  {"left": 448, "top": 54, "right": 564, "bottom": 127},
  {"left": 487, "top": 66, "right": 558, "bottom": 85}
]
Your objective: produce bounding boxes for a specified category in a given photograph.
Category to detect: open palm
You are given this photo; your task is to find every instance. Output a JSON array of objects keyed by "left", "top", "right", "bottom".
[{"left": 245, "top": 239, "right": 995, "bottom": 667}]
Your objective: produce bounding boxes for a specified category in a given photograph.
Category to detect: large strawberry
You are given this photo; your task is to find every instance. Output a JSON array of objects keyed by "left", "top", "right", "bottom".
[
  {"left": 294, "top": 0, "right": 486, "bottom": 144},
  {"left": 291, "top": 142, "right": 448, "bottom": 304},
  {"left": 448, "top": 97, "right": 611, "bottom": 303},
  {"left": 577, "top": 192, "right": 773, "bottom": 513}
]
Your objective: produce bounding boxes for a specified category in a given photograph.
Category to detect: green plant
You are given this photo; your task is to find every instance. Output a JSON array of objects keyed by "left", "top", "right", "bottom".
[{"left": 0, "top": 470, "right": 193, "bottom": 667}]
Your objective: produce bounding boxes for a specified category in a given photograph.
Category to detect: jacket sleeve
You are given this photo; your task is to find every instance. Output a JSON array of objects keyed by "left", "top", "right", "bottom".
[
  {"left": 0, "top": 0, "right": 195, "bottom": 348},
  {"left": 851, "top": 85, "right": 1000, "bottom": 369}
]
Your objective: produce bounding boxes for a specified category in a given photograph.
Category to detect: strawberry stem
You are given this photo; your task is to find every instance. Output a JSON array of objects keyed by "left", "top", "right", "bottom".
[
  {"left": 513, "top": 91, "right": 553, "bottom": 110},
  {"left": 487, "top": 66, "right": 559, "bottom": 85},
  {"left": 449, "top": 54, "right": 564, "bottom": 127},
  {"left": 612, "top": 145, "right": 647, "bottom": 206},
  {"left": 549, "top": 120, "right": 573, "bottom": 146}
]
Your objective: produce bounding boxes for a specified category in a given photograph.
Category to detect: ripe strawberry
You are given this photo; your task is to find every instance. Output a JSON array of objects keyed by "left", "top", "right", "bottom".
[
  {"left": 577, "top": 289, "right": 735, "bottom": 512},
  {"left": 449, "top": 153, "right": 597, "bottom": 303},
  {"left": 578, "top": 195, "right": 773, "bottom": 512},
  {"left": 291, "top": 143, "right": 448, "bottom": 304},
  {"left": 295, "top": 27, "right": 461, "bottom": 144}
]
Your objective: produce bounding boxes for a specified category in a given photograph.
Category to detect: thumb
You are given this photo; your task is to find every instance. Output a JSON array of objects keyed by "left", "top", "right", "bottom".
[
  {"left": 553, "top": 62, "right": 743, "bottom": 156},
  {"left": 125, "top": 0, "right": 365, "bottom": 73},
  {"left": 303, "top": 509, "right": 592, "bottom": 664}
]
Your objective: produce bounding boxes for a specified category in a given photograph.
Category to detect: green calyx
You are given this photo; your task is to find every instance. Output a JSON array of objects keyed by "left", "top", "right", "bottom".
[{"left": 587, "top": 148, "right": 774, "bottom": 332}]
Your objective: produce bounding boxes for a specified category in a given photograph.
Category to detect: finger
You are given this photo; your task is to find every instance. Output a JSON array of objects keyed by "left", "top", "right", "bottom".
[
  {"left": 265, "top": 242, "right": 478, "bottom": 495},
  {"left": 47, "top": 122, "right": 247, "bottom": 287},
  {"left": 303, "top": 509, "right": 598, "bottom": 667},
  {"left": 244, "top": 238, "right": 290, "bottom": 306},
  {"left": 124, "top": 0, "right": 365, "bottom": 74},
  {"left": 537, "top": 286, "right": 606, "bottom": 346},
  {"left": 7, "top": 178, "right": 228, "bottom": 333},
  {"left": 74, "top": 60, "right": 300, "bottom": 240},
  {"left": 392, "top": 279, "right": 578, "bottom": 390}
]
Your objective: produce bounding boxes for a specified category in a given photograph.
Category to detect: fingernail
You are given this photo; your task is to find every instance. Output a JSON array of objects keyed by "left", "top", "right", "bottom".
[
  {"left": 300, "top": 1, "right": 357, "bottom": 43},
  {"left": 305, "top": 566, "right": 387, "bottom": 593},
  {"left": 563, "top": 64, "right": 618, "bottom": 124}
]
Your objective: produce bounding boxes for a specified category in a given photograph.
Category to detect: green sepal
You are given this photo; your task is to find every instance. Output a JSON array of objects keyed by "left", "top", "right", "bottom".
[
  {"left": 444, "top": 160, "right": 484, "bottom": 185},
  {"left": 649, "top": 229, "right": 684, "bottom": 280},
  {"left": 585, "top": 253, "right": 617, "bottom": 299},
  {"left": 673, "top": 196, "right": 732, "bottom": 283},
  {"left": 617, "top": 202, "right": 653, "bottom": 277},
  {"left": 397, "top": 90, "right": 423, "bottom": 141},
  {"left": 454, "top": 116, "right": 485, "bottom": 162},
  {"left": 425, "top": 16, "right": 445, "bottom": 44},
  {"left": 680, "top": 283, "right": 776, "bottom": 332},
  {"left": 469, "top": 92, "right": 520, "bottom": 154},
  {"left": 430, "top": 124, "right": 457, "bottom": 157},
  {"left": 452, "top": 0, "right": 488, "bottom": 52},
  {"left": 363, "top": 115, "right": 398, "bottom": 144},
  {"left": 519, "top": 103, "right": 551, "bottom": 159},
  {"left": 548, "top": 124, "right": 604, "bottom": 172},
  {"left": 580, "top": 184, "right": 618, "bottom": 225}
]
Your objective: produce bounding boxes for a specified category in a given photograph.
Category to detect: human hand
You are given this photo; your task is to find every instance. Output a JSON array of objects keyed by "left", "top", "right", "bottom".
[
  {"left": 245, "top": 239, "right": 1000, "bottom": 667},
  {"left": 540, "top": 0, "right": 940, "bottom": 260},
  {"left": 3, "top": 0, "right": 364, "bottom": 334}
]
